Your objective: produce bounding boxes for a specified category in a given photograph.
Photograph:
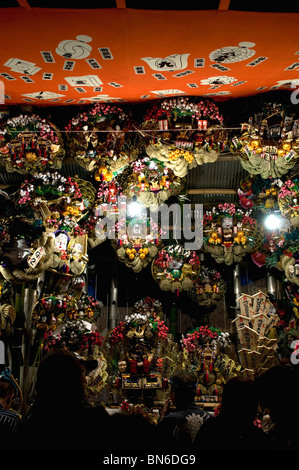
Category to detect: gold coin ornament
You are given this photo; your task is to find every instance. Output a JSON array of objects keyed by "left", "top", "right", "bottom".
[
  {"left": 0, "top": 114, "right": 65, "bottom": 173},
  {"left": 152, "top": 244, "right": 201, "bottom": 293},
  {"left": 111, "top": 215, "right": 163, "bottom": 273}
]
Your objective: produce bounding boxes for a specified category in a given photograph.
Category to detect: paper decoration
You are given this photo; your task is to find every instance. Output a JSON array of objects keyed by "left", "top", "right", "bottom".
[
  {"left": 0, "top": 9, "right": 299, "bottom": 105},
  {"left": 233, "top": 291, "right": 279, "bottom": 378}
]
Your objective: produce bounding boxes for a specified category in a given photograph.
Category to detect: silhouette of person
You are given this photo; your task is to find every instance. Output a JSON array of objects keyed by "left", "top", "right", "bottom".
[
  {"left": 0, "top": 368, "right": 21, "bottom": 449},
  {"left": 157, "top": 370, "right": 210, "bottom": 449},
  {"left": 255, "top": 365, "right": 299, "bottom": 450},
  {"left": 16, "top": 349, "right": 110, "bottom": 451},
  {"left": 193, "top": 376, "right": 273, "bottom": 450}
]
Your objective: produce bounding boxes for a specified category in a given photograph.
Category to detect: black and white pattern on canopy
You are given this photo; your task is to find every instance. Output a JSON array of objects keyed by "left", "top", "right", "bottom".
[
  {"left": 201, "top": 76, "right": 237, "bottom": 86},
  {"left": 209, "top": 42, "right": 256, "bottom": 64},
  {"left": 55, "top": 35, "right": 93, "bottom": 60}
]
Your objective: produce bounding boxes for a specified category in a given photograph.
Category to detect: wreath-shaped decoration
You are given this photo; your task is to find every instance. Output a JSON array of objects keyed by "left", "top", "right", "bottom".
[
  {"left": 122, "top": 157, "right": 182, "bottom": 209},
  {"left": 278, "top": 178, "right": 299, "bottom": 227},
  {"left": 17, "top": 172, "right": 94, "bottom": 276},
  {"left": 0, "top": 114, "right": 65, "bottom": 173},
  {"left": 111, "top": 215, "right": 163, "bottom": 273},
  {"left": 181, "top": 326, "right": 237, "bottom": 398},
  {"left": 202, "top": 203, "right": 263, "bottom": 265},
  {"left": 142, "top": 96, "right": 223, "bottom": 130},
  {"left": 187, "top": 267, "right": 227, "bottom": 309},
  {"left": 143, "top": 97, "right": 224, "bottom": 177},
  {"left": 231, "top": 128, "right": 298, "bottom": 179},
  {"left": 233, "top": 292, "right": 279, "bottom": 379},
  {"left": 42, "top": 320, "right": 108, "bottom": 397},
  {"left": 31, "top": 295, "right": 70, "bottom": 332},
  {"left": 151, "top": 244, "right": 201, "bottom": 293},
  {"left": 103, "top": 297, "right": 184, "bottom": 395},
  {"left": 0, "top": 215, "right": 56, "bottom": 284},
  {"left": 66, "top": 103, "right": 134, "bottom": 171},
  {"left": 31, "top": 293, "right": 102, "bottom": 332}
]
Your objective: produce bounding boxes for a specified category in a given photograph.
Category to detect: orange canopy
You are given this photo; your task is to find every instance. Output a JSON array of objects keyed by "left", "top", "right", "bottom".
[{"left": 0, "top": 7, "right": 299, "bottom": 106}]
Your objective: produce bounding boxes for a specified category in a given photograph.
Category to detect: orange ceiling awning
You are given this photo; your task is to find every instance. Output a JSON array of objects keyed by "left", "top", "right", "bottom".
[{"left": 0, "top": 7, "right": 299, "bottom": 106}]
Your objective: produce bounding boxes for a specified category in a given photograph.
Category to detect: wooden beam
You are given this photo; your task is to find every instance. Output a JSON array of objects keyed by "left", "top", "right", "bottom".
[
  {"left": 218, "top": 0, "right": 230, "bottom": 10},
  {"left": 116, "top": 0, "right": 126, "bottom": 7},
  {"left": 186, "top": 188, "right": 237, "bottom": 195},
  {"left": 16, "top": 0, "right": 31, "bottom": 9}
]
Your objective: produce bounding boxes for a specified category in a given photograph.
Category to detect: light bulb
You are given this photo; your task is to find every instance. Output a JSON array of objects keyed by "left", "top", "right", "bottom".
[
  {"left": 264, "top": 213, "right": 281, "bottom": 230},
  {"left": 127, "top": 200, "right": 143, "bottom": 217}
]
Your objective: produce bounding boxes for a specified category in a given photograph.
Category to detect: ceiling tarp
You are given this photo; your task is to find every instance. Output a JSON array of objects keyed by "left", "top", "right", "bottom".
[{"left": 0, "top": 7, "right": 299, "bottom": 106}]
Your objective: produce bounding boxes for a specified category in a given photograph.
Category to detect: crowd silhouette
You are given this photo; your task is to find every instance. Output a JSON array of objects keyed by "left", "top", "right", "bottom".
[{"left": 1, "top": 349, "right": 298, "bottom": 454}]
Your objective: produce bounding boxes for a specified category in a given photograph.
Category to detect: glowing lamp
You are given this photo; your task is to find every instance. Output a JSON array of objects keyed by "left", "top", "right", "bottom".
[{"left": 264, "top": 213, "right": 281, "bottom": 230}]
